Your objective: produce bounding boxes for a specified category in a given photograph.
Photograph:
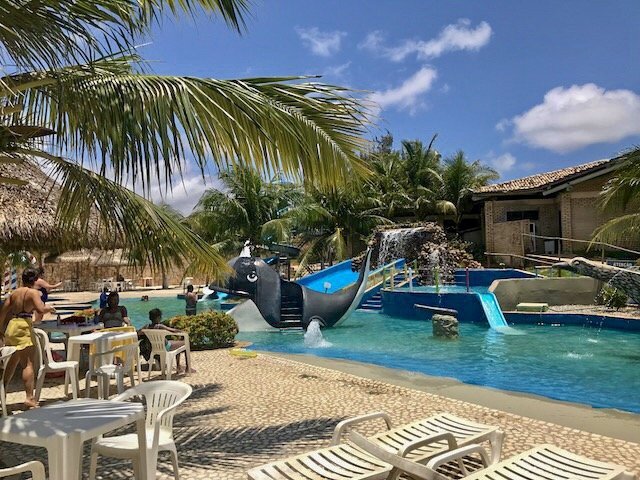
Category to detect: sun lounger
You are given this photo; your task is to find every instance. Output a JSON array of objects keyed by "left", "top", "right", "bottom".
[
  {"left": 348, "top": 430, "right": 636, "bottom": 480},
  {"left": 247, "top": 412, "right": 503, "bottom": 480}
]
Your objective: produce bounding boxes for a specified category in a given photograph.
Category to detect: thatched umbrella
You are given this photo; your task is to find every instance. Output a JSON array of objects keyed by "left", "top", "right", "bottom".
[{"left": 0, "top": 161, "right": 103, "bottom": 252}]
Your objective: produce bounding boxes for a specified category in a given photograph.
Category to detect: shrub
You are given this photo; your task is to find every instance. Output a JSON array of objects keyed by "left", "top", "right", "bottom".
[
  {"left": 169, "top": 311, "right": 238, "bottom": 350},
  {"left": 595, "top": 285, "right": 628, "bottom": 310}
]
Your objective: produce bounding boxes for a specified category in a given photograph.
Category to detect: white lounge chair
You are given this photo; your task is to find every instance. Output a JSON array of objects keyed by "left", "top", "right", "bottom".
[
  {"left": 85, "top": 342, "right": 139, "bottom": 399},
  {"left": 247, "top": 412, "right": 504, "bottom": 480},
  {"left": 89, "top": 380, "right": 192, "bottom": 480},
  {"left": 0, "top": 460, "right": 45, "bottom": 479},
  {"left": 0, "top": 346, "right": 16, "bottom": 415},
  {"left": 348, "top": 430, "right": 637, "bottom": 480},
  {"left": 33, "top": 328, "right": 79, "bottom": 401},
  {"left": 141, "top": 329, "right": 189, "bottom": 380}
]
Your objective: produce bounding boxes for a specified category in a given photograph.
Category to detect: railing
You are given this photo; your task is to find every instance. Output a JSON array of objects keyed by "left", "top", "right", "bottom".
[
  {"left": 521, "top": 233, "right": 640, "bottom": 263},
  {"left": 376, "top": 259, "right": 418, "bottom": 291},
  {"left": 484, "top": 252, "right": 556, "bottom": 269}
]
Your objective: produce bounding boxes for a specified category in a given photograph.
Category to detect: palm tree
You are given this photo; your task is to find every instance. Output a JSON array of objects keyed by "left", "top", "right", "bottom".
[
  {"left": 0, "top": 0, "right": 371, "bottom": 274},
  {"left": 402, "top": 137, "right": 441, "bottom": 191},
  {"left": 441, "top": 151, "right": 498, "bottom": 228},
  {"left": 286, "top": 185, "right": 391, "bottom": 272},
  {"left": 592, "top": 149, "right": 640, "bottom": 246},
  {"left": 189, "top": 167, "right": 302, "bottom": 255}
]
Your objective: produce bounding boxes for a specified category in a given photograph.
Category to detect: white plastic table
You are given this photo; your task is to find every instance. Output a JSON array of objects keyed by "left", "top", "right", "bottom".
[
  {"left": 0, "top": 398, "right": 149, "bottom": 480},
  {"left": 68, "top": 331, "right": 141, "bottom": 388},
  {"left": 37, "top": 321, "right": 103, "bottom": 339}
]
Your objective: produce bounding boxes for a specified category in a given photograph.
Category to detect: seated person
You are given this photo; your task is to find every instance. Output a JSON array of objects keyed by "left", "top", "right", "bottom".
[
  {"left": 98, "top": 292, "right": 131, "bottom": 328},
  {"left": 139, "top": 308, "right": 193, "bottom": 373}
]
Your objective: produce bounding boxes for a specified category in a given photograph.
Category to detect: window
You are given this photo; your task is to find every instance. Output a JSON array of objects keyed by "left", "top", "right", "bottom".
[{"left": 506, "top": 210, "right": 539, "bottom": 221}]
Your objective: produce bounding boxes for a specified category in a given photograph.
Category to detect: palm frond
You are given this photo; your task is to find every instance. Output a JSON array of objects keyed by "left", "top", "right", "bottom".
[
  {"left": 592, "top": 213, "right": 640, "bottom": 246},
  {"left": 7, "top": 60, "right": 371, "bottom": 190},
  {"left": 0, "top": 0, "right": 248, "bottom": 70},
  {"left": 24, "top": 149, "right": 228, "bottom": 277}
]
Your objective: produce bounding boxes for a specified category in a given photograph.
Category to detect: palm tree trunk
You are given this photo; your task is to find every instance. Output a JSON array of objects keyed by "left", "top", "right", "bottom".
[{"left": 161, "top": 265, "right": 169, "bottom": 289}]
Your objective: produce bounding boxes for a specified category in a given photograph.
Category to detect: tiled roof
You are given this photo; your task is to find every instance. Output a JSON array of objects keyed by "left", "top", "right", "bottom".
[{"left": 475, "top": 159, "right": 613, "bottom": 195}]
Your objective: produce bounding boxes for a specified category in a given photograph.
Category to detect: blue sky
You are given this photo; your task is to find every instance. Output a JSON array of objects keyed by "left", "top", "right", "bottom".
[{"left": 144, "top": 0, "right": 640, "bottom": 212}]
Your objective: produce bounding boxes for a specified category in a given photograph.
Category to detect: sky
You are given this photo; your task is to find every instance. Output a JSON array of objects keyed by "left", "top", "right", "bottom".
[{"left": 143, "top": 0, "right": 640, "bottom": 213}]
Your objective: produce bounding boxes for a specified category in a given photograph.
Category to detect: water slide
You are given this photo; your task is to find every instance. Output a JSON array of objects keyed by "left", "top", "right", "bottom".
[
  {"left": 295, "top": 259, "right": 360, "bottom": 293},
  {"left": 476, "top": 291, "right": 524, "bottom": 334},
  {"left": 476, "top": 292, "right": 509, "bottom": 328}
]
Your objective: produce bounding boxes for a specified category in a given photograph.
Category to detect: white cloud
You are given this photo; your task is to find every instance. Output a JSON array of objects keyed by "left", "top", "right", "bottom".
[
  {"left": 322, "top": 61, "right": 351, "bottom": 79},
  {"left": 505, "top": 83, "right": 640, "bottom": 153},
  {"left": 360, "top": 19, "right": 491, "bottom": 62},
  {"left": 295, "top": 27, "right": 346, "bottom": 57},
  {"left": 489, "top": 153, "right": 517, "bottom": 175},
  {"left": 358, "top": 31, "right": 385, "bottom": 52},
  {"left": 149, "top": 169, "right": 222, "bottom": 215},
  {"left": 495, "top": 118, "right": 510, "bottom": 133},
  {"left": 368, "top": 67, "right": 438, "bottom": 115}
]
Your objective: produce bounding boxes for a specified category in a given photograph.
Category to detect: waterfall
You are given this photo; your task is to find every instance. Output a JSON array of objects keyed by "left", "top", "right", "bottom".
[
  {"left": 304, "top": 319, "right": 332, "bottom": 348},
  {"left": 378, "top": 228, "right": 422, "bottom": 265}
]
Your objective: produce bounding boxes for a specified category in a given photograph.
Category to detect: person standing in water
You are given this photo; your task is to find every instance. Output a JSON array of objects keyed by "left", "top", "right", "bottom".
[
  {"left": 0, "top": 268, "right": 57, "bottom": 408},
  {"left": 33, "top": 267, "right": 62, "bottom": 322},
  {"left": 185, "top": 285, "right": 197, "bottom": 316}
]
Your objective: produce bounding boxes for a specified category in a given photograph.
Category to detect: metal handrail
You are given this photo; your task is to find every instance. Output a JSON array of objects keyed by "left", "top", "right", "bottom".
[
  {"left": 484, "top": 252, "right": 556, "bottom": 267},
  {"left": 521, "top": 233, "right": 640, "bottom": 257}
]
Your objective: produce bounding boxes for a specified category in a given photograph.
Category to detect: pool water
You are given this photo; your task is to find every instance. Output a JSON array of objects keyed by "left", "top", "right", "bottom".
[
  {"left": 111, "top": 296, "right": 223, "bottom": 329},
  {"left": 238, "top": 310, "right": 640, "bottom": 413}
]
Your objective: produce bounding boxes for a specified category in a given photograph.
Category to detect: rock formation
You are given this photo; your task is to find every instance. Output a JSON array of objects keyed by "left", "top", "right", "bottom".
[
  {"left": 352, "top": 223, "right": 480, "bottom": 284},
  {"left": 432, "top": 314, "right": 459, "bottom": 339}
]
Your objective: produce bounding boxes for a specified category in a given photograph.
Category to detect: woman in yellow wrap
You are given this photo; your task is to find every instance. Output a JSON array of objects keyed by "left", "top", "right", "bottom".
[{"left": 0, "top": 268, "right": 56, "bottom": 408}]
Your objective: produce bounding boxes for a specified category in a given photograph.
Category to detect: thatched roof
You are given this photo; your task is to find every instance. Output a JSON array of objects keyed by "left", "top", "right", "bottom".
[{"left": 0, "top": 161, "right": 102, "bottom": 251}]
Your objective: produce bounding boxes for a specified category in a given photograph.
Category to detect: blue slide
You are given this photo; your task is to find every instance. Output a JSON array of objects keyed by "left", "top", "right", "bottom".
[{"left": 296, "top": 259, "right": 360, "bottom": 293}]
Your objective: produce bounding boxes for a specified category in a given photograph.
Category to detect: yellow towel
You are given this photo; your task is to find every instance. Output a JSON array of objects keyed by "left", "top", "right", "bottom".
[{"left": 91, "top": 326, "right": 137, "bottom": 365}]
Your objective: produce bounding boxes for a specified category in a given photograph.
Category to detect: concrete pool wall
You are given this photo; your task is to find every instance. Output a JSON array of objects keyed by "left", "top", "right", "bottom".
[{"left": 490, "top": 276, "right": 600, "bottom": 310}]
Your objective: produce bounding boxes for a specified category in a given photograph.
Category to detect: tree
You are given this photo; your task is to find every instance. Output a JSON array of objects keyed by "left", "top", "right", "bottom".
[
  {"left": 0, "top": 0, "right": 370, "bottom": 275},
  {"left": 285, "top": 184, "right": 391, "bottom": 272},
  {"left": 592, "top": 149, "right": 640, "bottom": 246},
  {"left": 441, "top": 151, "right": 498, "bottom": 228},
  {"left": 189, "top": 167, "right": 301, "bottom": 255}
]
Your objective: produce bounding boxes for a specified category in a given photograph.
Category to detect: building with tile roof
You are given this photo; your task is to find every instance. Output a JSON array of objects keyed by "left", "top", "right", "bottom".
[{"left": 470, "top": 154, "right": 630, "bottom": 263}]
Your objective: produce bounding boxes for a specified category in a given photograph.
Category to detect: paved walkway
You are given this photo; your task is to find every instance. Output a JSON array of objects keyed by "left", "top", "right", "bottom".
[{"left": 3, "top": 349, "right": 639, "bottom": 479}]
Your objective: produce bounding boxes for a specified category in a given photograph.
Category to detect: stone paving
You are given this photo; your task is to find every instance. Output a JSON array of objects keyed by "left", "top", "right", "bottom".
[{"left": 3, "top": 349, "right": 639, "bottom": 479}]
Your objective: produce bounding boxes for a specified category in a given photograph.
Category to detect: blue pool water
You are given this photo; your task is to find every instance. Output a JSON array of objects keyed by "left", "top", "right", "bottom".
[
  {"left": 238, "top": 310, "right": 640, "bottom": 413},
  {"left": 108, "top": 296, "right": 224, "bottom": 330}
]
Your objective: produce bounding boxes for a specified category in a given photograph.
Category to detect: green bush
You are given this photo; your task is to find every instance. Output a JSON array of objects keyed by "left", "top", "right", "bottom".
[
  {"left": 595, "top": 285, "right": 628, "bottom": 310},
  {"left": 169, "top": 311, "right": 238, "bottom": 350}
]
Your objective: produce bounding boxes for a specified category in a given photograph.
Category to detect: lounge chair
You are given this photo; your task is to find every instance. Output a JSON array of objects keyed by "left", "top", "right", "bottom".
[
  {"left": 247, "top": 412, "right": 503, "bottom": 480},
  {"left": 347, "top": 430, "right": 636, "bottom": 480}
]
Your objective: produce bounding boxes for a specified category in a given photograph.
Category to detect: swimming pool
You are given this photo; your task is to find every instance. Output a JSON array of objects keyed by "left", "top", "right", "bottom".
[
  {"left": 238, "top": 310, "right": 640, "bottom": 413},
  {"left": 112, "top": 296, "right": 224, "bottom": 329}
]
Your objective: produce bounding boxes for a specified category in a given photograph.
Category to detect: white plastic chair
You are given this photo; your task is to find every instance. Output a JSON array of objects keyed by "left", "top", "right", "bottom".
[
  {"left": 85, "top": 342, "right": 139, "bottom": 399},
  {"left": 141, "top": 329, "right": 189, "bottom": 380},
  {"left": 0, "top": 460, "right": 45, "bottom": 479},
  {"left": 89, "top": 380, "right": 193, "bottom": 480},
  {"left": 33, "top": 328, "right": 79, "bottom": 402},
  {"left": 0, "top": 346, "right": 16, "bottom": 415}
]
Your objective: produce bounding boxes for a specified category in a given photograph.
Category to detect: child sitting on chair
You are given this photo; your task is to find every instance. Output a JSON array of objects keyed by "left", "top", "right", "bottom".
[{"left": 139, "top": 309, "right": 193, "bottom": 373}]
